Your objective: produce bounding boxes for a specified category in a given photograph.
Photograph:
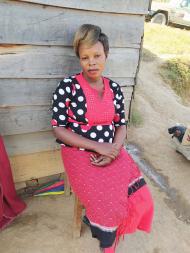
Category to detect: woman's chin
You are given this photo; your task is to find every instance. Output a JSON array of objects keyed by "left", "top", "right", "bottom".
[{"left": 87, "top": 71, "right": 101, "bottom": 80}]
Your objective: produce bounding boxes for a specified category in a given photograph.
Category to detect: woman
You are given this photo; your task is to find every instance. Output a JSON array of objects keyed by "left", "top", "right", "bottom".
[{"left": 51, "top": 24, "right": 154, "bottom": 253}]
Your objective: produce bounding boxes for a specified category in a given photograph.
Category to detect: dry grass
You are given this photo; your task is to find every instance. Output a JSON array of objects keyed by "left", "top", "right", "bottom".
[
  {"left": 144, "top": 23, "right": 190, "bottom": 55},
  {"left": 160, "top": 58, "right": 190, "bottom": 104}
]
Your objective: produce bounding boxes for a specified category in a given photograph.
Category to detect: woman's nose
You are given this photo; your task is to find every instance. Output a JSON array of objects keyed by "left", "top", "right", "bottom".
[{"left": 89, "top": 57, "right": 96, "bottom": 65}]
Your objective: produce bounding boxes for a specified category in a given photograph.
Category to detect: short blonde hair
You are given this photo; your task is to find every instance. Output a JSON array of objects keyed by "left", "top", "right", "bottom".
[{"left": 73, "top": 24, "right": 109, "bottom": 58}]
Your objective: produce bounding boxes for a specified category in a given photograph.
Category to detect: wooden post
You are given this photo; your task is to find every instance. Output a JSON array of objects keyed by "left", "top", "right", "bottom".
[
  {"left": 73, "top": 195, "right": 83, "bottom": 238},
  {"left": 63, "top": 172, "right": 71, "bottom": 197}
]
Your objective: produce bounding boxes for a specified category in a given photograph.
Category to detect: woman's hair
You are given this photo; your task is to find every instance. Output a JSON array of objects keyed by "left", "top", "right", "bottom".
[{"left": 73, "top": 24, "right": 109, "bottom": 58}]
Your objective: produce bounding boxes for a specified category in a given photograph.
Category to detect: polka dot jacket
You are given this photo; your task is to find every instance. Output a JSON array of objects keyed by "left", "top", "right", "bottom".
[{"left": 51, "top": 73, "right": 126, "bottom": 149}]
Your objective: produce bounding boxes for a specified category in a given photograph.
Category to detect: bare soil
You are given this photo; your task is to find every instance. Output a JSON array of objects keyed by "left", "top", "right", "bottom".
[{"left": 0, "top": 58, "right": 190, "bottom": 253}]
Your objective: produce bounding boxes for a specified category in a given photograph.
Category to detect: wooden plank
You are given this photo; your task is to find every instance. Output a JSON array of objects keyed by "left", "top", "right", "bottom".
[
  {"left": 0, "top": 100, "right": 132, "bottom": 136},
  {"left": 122, "top": 86, "right": 134, "bottom": 101},
  {"left": 0, "top": 1, "right": 144, "bottom": 47},
  {"left": 10, "top": 149, "right": 64, "bottom": 183},
  {"left": 0, "top": 79, "right": 59, "bottom": 106},
  {"left": 0, "top": 45, "right": 139, "bottom": 78},
  {"left": 121, "top": 86, "right": 134, "bottom": 119},
  {"left": 0, "top": 87, "right": 133, "bottom": 136},
  {"left": 0, "top": 78, "right": 134, "bottom": 107},
  {"left": 0, "top": 85, "right": 133, "bottom": 136},
  {"left": 3, "top": 131, "right": 59, "bottom": 156},
  {"left": 0, "top": 45, "right": 79, "bottom": 78},
  {"left": 15, "top": 181, "right": 27, "bottom": 190},
  {"left": 19, "top": 0, "right": 149, "bottom": 14},
  {"left": 0, "top": 106, "right": 51, "bottom": 135},
  {"left": 64, "top": 172, "right": 71, "bottom": 197},
  {"left": 113, "top": 78, "right": 134, "bottom": 87}
]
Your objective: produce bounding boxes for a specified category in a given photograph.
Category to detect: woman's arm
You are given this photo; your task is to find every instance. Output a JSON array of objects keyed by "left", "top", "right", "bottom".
[
  {"left": 53, "top": 127, "right": 118, "bottom": 159},
  {"left": 113, "top": 125, "right": 127, "bottom": 150},
  {"left": 54, "top": 127, "right": 97, "bottom": 151},
  {"left": 52, "top": 80, "right": 118, "bottom": 159},
  {"left": 90, "top": 125, "right": 127, "bottom": 167}
]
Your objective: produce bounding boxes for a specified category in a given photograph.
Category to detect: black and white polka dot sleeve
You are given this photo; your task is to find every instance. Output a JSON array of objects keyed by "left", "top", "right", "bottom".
[
  {"left": 113, "top": 85, "right": 126, "bottom": 127},
  {"left": 51, "top": 79, "right": 72, "bottom": 128}
]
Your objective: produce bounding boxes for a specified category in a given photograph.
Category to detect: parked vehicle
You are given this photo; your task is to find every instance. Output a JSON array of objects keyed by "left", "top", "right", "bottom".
[{"left": 146, "top": 0, "right": 190, "bottom": 27}]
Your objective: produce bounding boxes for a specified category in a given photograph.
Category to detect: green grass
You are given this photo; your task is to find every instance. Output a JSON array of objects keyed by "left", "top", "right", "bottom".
[
  {"left": 144, "top": 23, "right": 190, "bottom": 55},
  {"left": 130, "top": 108, "right": 144, "bottom": 127}
]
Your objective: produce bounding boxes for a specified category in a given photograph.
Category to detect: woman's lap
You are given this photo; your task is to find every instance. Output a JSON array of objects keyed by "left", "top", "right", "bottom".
[{"left": 61, "top": 146, "right": 153, "bottom": 231}]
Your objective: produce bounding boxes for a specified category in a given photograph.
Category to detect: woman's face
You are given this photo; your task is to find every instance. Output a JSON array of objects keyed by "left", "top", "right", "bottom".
[{"left": 78, "top": 41, "right": 107, "bottom": 82}]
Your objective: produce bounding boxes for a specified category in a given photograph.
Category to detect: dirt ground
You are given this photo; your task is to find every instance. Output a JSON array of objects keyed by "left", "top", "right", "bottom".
[{"left": 0, "top": 58, "right": 190, "bottom": 253}]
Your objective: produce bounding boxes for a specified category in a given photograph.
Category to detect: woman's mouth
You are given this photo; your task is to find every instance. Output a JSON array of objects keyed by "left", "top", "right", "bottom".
[{"left": 88, "top": 69, "right": 99, "bottom": 75}]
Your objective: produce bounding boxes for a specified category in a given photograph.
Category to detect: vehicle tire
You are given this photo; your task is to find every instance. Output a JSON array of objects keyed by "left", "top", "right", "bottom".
[{"left": 151, "top": 12, "right": 167, "bottom": 25}]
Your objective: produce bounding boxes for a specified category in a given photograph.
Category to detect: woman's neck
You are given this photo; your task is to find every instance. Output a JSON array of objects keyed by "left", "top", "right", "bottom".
[{"left": 82, "top": 73, "right": 103, "bottom": 89}]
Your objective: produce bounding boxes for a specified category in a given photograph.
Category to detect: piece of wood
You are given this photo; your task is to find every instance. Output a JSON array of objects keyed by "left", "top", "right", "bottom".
[
  {"left": 0, "top": 79, "right": 60, "bottom": 106},
  {"left": 3, "top": 89, "right": 132, "bottom": 155},
  {"left": 15, "top": 181, "right": 27, "bottom": 190},
  {"left": 123, "top": 88, "right": 133, "bottom": 119},
  {"left": 63, "top": 172, "right": 71, "bottom": 197},
  {"left": 0, "top": 106, "right": 51, "bottom": 135},
  {"left": 0, "top": 1, "right": 144, "bottom": 48},
  {"left": 3, "top": 131, "right": 59, "bottom": 156},
  {"left": 0, "top": 78, "right": 134, "bottom": 107},
  {"left": 10, "top": 149, "right": 64, "bottom": 183},
  {"left": 0, "top": 45, "right": 139, "bottom": 78},
  {"left": 0, "top": 85, "right": 132, "bottom": 136},
  {"left": 73, "top": 194, "right": 83, "bottom": 238},
  {"left": 19, "top": 0, "right": 149, "bottom": 15},
  {"left": 0, "top": 98, "right": 132, "bottom": 136}
]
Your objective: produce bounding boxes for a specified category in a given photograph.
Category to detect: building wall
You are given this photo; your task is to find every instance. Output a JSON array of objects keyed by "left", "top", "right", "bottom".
[{"left": 0, "top": 0, "right": 149, "bottom": 183}]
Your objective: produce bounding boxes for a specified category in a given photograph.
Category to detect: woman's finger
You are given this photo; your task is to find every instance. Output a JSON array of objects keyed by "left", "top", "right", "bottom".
[
  {"left": 90, "top": 154, "right": 98, "bottom": 161},
  {"left": 93, "top": 159, "right": 110, "bottom": 167},
  {"left": 92, "top": 157, "right": 113, "bottom": 167},
  {"left": 92, "top": 160, "right": 107, "bottom": 166},
  {"left": 91, "top": 156, "right": 104, "bottom": 164}
]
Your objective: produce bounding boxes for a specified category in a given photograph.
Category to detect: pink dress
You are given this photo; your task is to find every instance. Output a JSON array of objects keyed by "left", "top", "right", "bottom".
[
  {"left": 51, "top": 73, "right": 154, "bottom": 247},
  {"left": 0, "top": 136, "right": 26, "bottom": 230}
]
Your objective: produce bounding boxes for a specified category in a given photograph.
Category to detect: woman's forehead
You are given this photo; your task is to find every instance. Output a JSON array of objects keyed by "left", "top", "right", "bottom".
[{"left": 79, "top": 41, "right": 104, "bottom": 55}]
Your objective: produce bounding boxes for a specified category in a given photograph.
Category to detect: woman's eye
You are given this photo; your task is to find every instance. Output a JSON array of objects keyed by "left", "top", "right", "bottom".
[
  {"left": 81, "top": 57, "right": 88, "bottom": 61},
  {"left": 95, "top": 54, "right": 100, "bottom": 58}
]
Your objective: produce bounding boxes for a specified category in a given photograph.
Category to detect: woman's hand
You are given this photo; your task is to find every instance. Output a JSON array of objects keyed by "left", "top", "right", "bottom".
[
  {"left": 94, "top": 142, "right": 120, "bottom": 160},
  {"left": 90, "top": 154, "right": 113, "bottom": 167}
]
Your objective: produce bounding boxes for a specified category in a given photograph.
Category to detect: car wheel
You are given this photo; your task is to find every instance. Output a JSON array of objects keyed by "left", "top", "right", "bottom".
[{"left": 151, "top": 12, "right": 167, "bottom": 25}]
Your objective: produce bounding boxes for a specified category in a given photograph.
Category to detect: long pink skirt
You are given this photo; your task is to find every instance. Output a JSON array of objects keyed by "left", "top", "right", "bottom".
[{"left": 61, "top": 146, "right": 154, "bottom": 239}]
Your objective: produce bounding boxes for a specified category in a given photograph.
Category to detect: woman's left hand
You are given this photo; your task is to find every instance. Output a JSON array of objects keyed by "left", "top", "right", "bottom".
[{"left": 90, "top": 154, "right": 113, "bottom": 167}]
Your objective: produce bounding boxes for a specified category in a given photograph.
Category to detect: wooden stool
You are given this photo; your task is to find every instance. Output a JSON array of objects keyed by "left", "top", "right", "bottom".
[
  {"left": 64, "top": 172, "right": 83, "bottom": 238},
  {"left": 73, "top": 195, "right": 83, "bottom": 238}
]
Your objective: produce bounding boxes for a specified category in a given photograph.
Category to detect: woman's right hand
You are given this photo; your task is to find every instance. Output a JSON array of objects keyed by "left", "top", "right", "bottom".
[{"left": 94, "top": 142, "right": 120, "bottom": 160}]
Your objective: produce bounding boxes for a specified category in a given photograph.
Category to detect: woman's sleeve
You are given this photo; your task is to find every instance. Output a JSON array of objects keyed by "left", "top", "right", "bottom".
[
  {"left": 113, "top": 85, "right": 126, "bottom": 127},
  {"left": 51, "top": 80, "right": 71, "bottom": 128}
]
